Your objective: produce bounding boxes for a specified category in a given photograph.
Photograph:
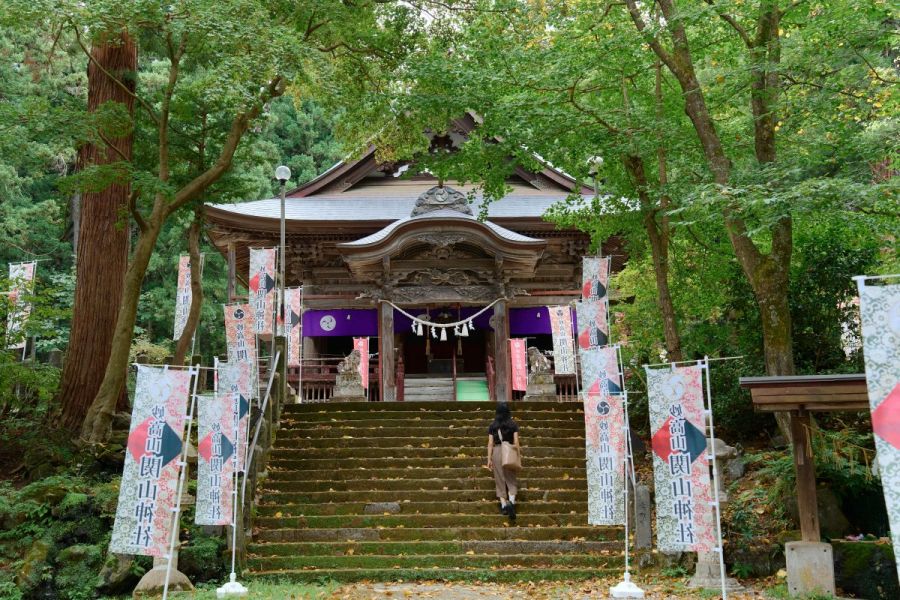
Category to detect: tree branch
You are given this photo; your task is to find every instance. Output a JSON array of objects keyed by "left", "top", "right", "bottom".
[
  {"left": 703, "top": 0, "right": 753, "bottom": 47},
  {"left": 624, "top": 0, "right": 678, "bottom": 77},
  {"left": 128, "top": 190, "right": 148, "bottom": 233},
  {"left": 71, "top": 24, "right": 159, "bottom": 126},
  {"left": 165, "top": 76, "right": 286, "bottom": 217}
]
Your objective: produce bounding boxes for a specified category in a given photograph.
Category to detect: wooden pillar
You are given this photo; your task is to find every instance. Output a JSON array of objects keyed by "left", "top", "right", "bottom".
[
  {"left": 493, "top": 300, "right": 510, "bottom": 402},
  {"left": 380, "top": 303, "right": 396, "bottom": 401},
  {"left": 791, "top": 410, "right": 820, "bottom": 542},
  {"left": 226, "top": 242, "right": 236, "bottom": 302}
]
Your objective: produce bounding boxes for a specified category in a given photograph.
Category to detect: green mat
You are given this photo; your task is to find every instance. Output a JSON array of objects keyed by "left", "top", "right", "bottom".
[{"left": 456, "top": 379, "right": 490, "bottom": 401}]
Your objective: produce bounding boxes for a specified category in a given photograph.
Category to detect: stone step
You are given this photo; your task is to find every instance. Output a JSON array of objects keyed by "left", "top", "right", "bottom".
[
  {"left": 255, "top": 525, "right": 616, "bottom": 543},
  {"left": 245, "top": 552, "right": 623, "bottom": 571},
  {"left": 261, "top": 477, "right": 586, "bottom": 493},
  {"left": 256, "top": 500, "right": 587, "bottom": 517},
  {"left": 277, "top": 435, "right": 585, "bottom": 447},
  {"left": 281, "top": 401, "right": 582, "bottom": 413},
  {"left": 248, "top": 539, "right": 618, "bottom": 557},
  {"left": 279, "top": 411, "right": 584, "bottom": 423},
  {"left": 279, "top": 420, "right": 585, "bottom": 432},
  {"left": 253, "top": 513, "right": 591, "bottom": 530},
  {"left": 266, "top": 456, "right": 584, "bottom": 470},
  {"left": 249, "top": 567, "right": 620, "bottom": 583},
  {"left": 257, "top": 489, "right": 587, "bottom": 505},
  {"left": 268, "top": 446, "right": 584, "bottom": 460},
  {"left": 265, "top": 466, "right": 585, "bottom": 482}
]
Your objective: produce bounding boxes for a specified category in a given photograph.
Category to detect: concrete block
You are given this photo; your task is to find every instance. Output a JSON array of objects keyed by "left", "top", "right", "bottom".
[{"left": 785, "top": 541, "right": 835, "bottom": 597}]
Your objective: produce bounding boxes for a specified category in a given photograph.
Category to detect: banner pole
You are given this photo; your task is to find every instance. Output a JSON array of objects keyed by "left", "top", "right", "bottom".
[
  {"left": 218, "top": 363, "right": 248, "bottom": 597},
  {"left": 162, "top": 366, "right": 200, "bottom": 600},
  {"left": 610, "top": 346, "right": 644, "bottom": 598},
  {"left": 297, "top": 286, "right": 304, "bottom": 404},
  {"left": 703, "top": 357, "right": 728, "bottom": 600}
]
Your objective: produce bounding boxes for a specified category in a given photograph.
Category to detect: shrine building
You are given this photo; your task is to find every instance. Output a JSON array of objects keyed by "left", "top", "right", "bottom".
[{"left": 205, "top": 116, "right": 622, "bottom": 403}]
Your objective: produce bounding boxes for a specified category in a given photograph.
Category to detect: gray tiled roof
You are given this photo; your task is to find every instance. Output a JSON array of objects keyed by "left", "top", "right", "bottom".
[
  {"left": 339, "top": 209, "right": 542, "bottom": 247},
  {"left": 208, "top": 182, "right": 589, "bottom": 222}
]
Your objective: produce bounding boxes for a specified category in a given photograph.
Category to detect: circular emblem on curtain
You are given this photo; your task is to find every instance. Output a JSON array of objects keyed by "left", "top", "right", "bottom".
[{"left": 319, "top": 315, "right": 336, "bottom": 331}]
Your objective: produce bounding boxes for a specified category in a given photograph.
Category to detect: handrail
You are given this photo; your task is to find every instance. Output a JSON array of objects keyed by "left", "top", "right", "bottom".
[{"left": 240, "top": 349, "right": 280, "bottom": 510}]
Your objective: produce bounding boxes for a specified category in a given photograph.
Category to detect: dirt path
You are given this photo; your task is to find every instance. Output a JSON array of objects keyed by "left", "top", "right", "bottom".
[{"left": 331, "top": 578, "right": 779, "bottom": 600}]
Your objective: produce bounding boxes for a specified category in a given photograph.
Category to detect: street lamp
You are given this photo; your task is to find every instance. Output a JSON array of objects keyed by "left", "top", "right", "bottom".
[
  {"left": 275, "top": 165, "right": 290, "bottom": 341},
  {"left": 587, "top": 155, "right": 604, "bottom": 198}
]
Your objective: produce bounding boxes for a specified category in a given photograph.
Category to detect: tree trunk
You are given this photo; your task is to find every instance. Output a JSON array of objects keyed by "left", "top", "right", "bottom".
[
  {"left": 81, "top": 215, "right": 163, "bottom": 442},
  {"left": 622, "top": 154, "right": 684, "bottom": 362},
  {"left": 173, "top": 214, "right": 204, "bottom": 365},
  {"left": 58, "top": 33, "right": 136, "bottom": 432}
]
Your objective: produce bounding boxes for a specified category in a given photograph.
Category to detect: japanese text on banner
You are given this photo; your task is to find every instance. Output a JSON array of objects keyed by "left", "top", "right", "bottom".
[
  {"left": 109, "top": 366, "right": 191, "bottom": 556},
  {"left": 548, "top": 305, "right": 576, "bottom": 375},
  {"left": 217, "top": 361, "right": 251, "bottom": 472},
  {"left": 249, "top": 248, "right": 276, "bottom": 335},
  {"left": 510, "top": 339, "right": 528, "bottom": 392},
  {"left": 284, "top": 287, "right": 303, "bottom": 367},
  {"left": 582, "top": 257, "right": 610, "bottom": 302},
  {"left": 353, "top": 337, "right": 369, "bottom": 389},
  {"left": 581, "top": 346, "right": 625, "bottom": 525},
  {"left": 173, "top": 255, "right": 192, "bottom": 340},
  {"left": 647, "top": 365, "right": 716, "bottom": 553},
  {"left": 224, "top": 304, "right": 257, "bottom": 399},
  {"left": 196, "top": 394, "right": 236, "bottom": 525}
]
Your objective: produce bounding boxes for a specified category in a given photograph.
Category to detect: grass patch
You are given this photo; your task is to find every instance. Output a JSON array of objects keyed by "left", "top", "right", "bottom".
[{"left": 114, "top": 580, "right": 338, "bottom": 600}]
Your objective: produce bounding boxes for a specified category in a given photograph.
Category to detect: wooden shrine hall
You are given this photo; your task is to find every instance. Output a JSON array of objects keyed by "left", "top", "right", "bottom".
[{"left": 205, "top": 116, "right": 623, "bottom": 403}]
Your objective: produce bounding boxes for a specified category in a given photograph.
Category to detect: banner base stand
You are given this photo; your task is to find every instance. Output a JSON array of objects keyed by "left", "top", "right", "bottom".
[
  {"left": 216, "top": 573, "right": 248, "bottom": 598},
  {"left": 610, "top": 572, "right": 645, "bottom": 598}
]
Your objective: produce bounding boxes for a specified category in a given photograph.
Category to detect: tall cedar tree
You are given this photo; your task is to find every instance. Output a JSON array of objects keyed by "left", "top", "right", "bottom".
[{"left": 58, "top": 33, "right": 134, "bottom": 431}]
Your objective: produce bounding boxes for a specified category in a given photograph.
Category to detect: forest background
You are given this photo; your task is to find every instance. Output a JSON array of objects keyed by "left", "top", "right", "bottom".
[{"left": 0, "top": 1, "right": 896, "bottom": 598}]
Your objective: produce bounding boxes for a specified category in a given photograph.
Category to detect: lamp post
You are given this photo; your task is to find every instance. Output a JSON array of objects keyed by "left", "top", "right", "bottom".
[{"left": 275, "top": 166, "right": 291, "bottom": 340}]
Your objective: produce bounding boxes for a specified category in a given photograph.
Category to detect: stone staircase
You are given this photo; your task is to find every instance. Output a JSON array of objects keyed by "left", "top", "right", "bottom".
[
  {"left": 248, "top": 401, "right": 624, "bottom": 582},
  {"left": 403, "top": 377, "right": 455, "bottom": 402}
]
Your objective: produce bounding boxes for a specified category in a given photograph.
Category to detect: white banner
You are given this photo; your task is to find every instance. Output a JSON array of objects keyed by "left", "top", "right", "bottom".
[
  {"left": 581, "top": 346, "right": 626, "bottom": 525},
  {"left": 173, "top": 255, "right": 191, "bottom": 340},
  {"left": 6, "top": 261, "right": 36, "bottom": 349},
  {"left": 353, "top": 337, "right": 369, "bottom": 389},
  {"left": 196, "top": 393, "right": 237, "bottom": 525},
  {"left": 109, "top": 366, "right": 192, "bottom": 556},
  {"left": 647, "top": 365, "right": 716, "bottom": 553},
  {"left": 224, "top": 304, "right": 257, "bottom": 398},
  {"left": 857, "top": 278, "right": 900, "bottom": 583},
  {"left": 217, "top": 361, "right": 251, "bottom": 472},
  {"left": 548, "top": 305, "right": 576, "bottom": 375},
  {"left": 249, "top": 248, "right": 276, "bottom": 336},
  {"left": 285, "top": 287, "right": 302, "bottom": 367}
]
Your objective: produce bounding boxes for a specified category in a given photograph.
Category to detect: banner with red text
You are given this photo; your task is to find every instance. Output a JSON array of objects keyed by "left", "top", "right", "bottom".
[
  {"left": 858, "top": 279, "right": 900, "bottom": 583},
  {"left": 224, "top": 304, "right": 257, "bottom": 398},
  {"left": 109, "top": 366, "right": 192, "bottom": 556},
  {"left": 216, "top": 362, "right": 251, "bottom": 472},
  {"left": 510, "top": 338, "right": 528, "bottom": 391},
  {"left": 575, "top": 300, "right": 609, "bottom": 351},
  {"left": 582, "top": 257, "right": 611, "bottom": 302},
  {"left": 196, "top": 393, "right": 236, "bottom": 525},
  {"left": 647, "top": 365, "right": 716, "bottom": 553},
  {"left": 173, "top": 255, "right": 192, "bottom": 340},
  {"left": 284, "top": 287, "right": 302, "bottom": 367},
  {"left": 548, "top": 305, "right": 576, "bottom": 375},
  {"left": 581, "top": 346, "right": 625, "bottom": 525},
  {"left": 6, "top": 261, "right": 36, "bottom": 349},
  {"left": 249, "top": 248, "right": 276, "bottom": 336},
  {"left": 353, "top": 337, "right": 370, "bottom": 389}
]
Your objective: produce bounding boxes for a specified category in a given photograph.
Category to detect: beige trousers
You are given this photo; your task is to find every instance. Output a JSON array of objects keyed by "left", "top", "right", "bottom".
[{"left": 491, "top": 445, "right": 518, "bottom": 501}]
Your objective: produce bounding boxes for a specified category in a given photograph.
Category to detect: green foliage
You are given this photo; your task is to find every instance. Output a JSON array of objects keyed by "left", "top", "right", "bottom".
[{"left": 661, "top": 565, "right": 689, "bottom": 578}]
